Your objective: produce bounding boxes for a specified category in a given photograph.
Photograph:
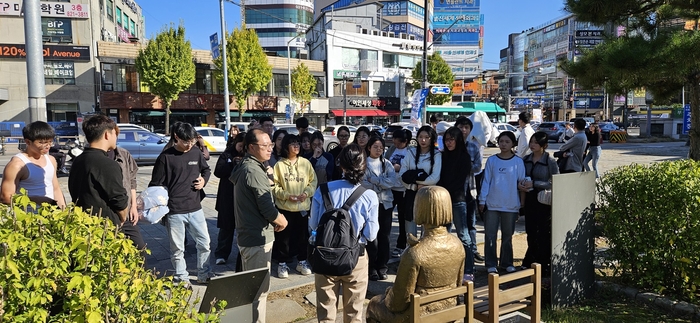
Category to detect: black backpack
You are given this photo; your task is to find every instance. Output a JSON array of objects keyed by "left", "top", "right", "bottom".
[{"left": 309, "top": 183, "right": 367, "bottom": 276}]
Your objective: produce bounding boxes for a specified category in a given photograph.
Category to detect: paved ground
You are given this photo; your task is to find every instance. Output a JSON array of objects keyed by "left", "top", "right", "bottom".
[{"left": 0, "top": 140, "right": 689, "bottom": 322}]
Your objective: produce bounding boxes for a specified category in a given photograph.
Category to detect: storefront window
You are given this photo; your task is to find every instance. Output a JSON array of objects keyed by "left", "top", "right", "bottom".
[
  {"left": 44, "top": 61, "right": 75, "bottom": 85},
  {"left": 383, "top": 52, "right": 398, "bottom": 68},
  {"left": 102, "top": 63, "right": 138, "bottom": 92}
]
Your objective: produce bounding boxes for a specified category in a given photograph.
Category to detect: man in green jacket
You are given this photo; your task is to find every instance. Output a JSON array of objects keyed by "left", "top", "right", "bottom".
[{"left": 230, "top": 128, "right": 288, "bottom": 323}]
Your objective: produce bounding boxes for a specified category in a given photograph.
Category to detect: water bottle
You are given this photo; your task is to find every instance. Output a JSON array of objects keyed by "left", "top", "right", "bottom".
[{"left": 308, "top": 230, "right": 317, "bottom": 245}]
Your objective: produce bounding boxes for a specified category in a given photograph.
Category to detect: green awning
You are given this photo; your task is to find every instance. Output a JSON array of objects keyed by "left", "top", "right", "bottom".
[
  {"left": 456, "top": 102, "right": 506, "bottom": 113},
  {"left": 426, "top": 106, "right": 476, "bottom": 114},
  {"left": 169, "top": 111, "right": 209, "bottom": 116},
  {"left": 132, "top": 111, "right": 166, "bottom": 117},
  {"left": 218, "top": 111, "right": 273, "bottom": 118}
]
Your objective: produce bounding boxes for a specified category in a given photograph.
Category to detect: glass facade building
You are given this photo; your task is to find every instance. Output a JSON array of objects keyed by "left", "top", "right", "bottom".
[{"left": 245, "top": 0, "right": 314, "bottom": 58}]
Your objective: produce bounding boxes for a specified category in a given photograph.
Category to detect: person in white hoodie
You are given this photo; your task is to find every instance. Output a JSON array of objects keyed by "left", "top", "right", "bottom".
[
  {"left": 479, "top": 131, "right": 526, "bottom": 274},
  {"left": 361, "top": 136, "right": 396, "bottom": 281},
  {"left": 399, "top": 126, "right": 442, "bottom": 239}
]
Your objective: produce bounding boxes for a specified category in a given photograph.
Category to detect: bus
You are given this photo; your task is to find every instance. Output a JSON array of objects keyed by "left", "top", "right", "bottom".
[{"left": 401, "top": 102, "right": 508, "bottom": 123}]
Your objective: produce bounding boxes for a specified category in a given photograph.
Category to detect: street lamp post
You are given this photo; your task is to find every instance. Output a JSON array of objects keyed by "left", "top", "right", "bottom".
[
  {"left": 219, "top": 0, "right": 230, "bottom": 134},
  {"left": 287, "top": 28, "right": 307, "bottom": 121}
]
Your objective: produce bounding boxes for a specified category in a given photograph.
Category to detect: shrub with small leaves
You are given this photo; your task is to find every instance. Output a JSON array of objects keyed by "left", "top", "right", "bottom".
[
  {"left": 596, "top": 159, "right": 700, "bottom": 302},
  {"left": 0, "top": 192, "right": 224, "bottom": 322}
]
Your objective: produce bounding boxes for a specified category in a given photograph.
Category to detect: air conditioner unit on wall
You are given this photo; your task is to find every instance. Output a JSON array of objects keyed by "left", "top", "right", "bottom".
[
  {"left": 388, "top": 32, "right": 395, "bottom": 38},
  {"left": 408, "top": 35, "right": 416, "bottom": 40},
  {"left": 371, "top": 30, "right": 380, "bottom": 36},
  {"left": 400, "top": 33, "right": 408, "bottom": 39}
]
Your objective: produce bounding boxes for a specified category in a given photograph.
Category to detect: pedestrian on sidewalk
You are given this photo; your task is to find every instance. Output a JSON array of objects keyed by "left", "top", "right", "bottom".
[
  {"left": 2, "top": 121, "right": 66, "bottom": 209},
  {"left": 213, "top": 132, "right": 246, "bottom": 270},
  {"left": 108, "top": 142, "right": 146, "bottom": 253},
  {"left": 361, "top": 136, "right": 395, "bottom": 281},
  {"left": 230, "top": 128, "right": 288, "bottom": 323},
  {"left": 384, "top": 129, "right": 411, "bottom": 258},
  {"left": 479, "top": 131, "right": 526, "bottom": 274},
  {"left": 148, "top": 122, "right": 212, "bottom": 286},
  {"left": 329, "top": 126, "right": 351, "bottom": 181},
  {"left": 353, "top": 126, "right": 371, "bottom": 152},
  {"left": 304, "top": 131, "right": 334, "bottom": 185},
  {"left": 272, "top": 134, "right": 317, "bottom": 277},
  {"left": 519, "top": 132, "right": 558, "bottom": 275},
  {"left": 310, "top": 144, "right": 379, "bottom": 323},
  {"left": 437, "top": 126, "right": 474, "bottom": 283},
  {"left": 516, "top": 112, "right": 536, "bottom": 158},
  {"left": 557, "top": 118, "right": 587, "bottom": 173},
  {"left": 399, "top": 126, "right": 442, "bottom": 239},
  {"left": 583, "top": 123, "right": 603, "bottom": 178},
  {"left": 455, "top": 117, "right": 485, "bottom": 263},
  {"left": 269, "top": 129, "right": 287, "bottom": 167}
]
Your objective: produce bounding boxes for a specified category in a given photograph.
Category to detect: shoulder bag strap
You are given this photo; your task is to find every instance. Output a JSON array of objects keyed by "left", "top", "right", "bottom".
[
  {"left": 341, "top": 186, "right": 367, "bottom": 211},
  {"left": 320, "top": 183, "right": 334, "bottom": 211}
]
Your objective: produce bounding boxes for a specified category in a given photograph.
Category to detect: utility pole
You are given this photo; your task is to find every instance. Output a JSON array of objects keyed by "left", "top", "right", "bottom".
[
  {"left": 421, "top": 0, "right": 429, "bottom": 125},
  {"left": 343, "top": 77, "right": 347, "bottom": 125},
  {"left": 24, "top": 0, "right": 47, "bottom": 122},
  {"left": 220, "top": 0, "right": 231, "bottom": 134}
]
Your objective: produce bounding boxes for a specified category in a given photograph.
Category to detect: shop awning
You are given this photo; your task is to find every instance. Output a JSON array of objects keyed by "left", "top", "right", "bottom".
[
  {"left": 384, "top": 110, "right": 401, "bottom": 116},
  {"left": 169, "top": 111, "right": 208, "bottom": 116},
  {"left": 218, "top": 111, "right": 273, "bottom": 117},
  {"left": 132, "top": 111, "right": 166, "bottom": 117},
  {"left": 331, "top": 109, "right": 388, "bottom": 117}
]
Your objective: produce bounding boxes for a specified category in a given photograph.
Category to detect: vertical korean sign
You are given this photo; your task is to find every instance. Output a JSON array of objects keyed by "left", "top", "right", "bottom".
[
  {"left": 683, "top": 104, "right": 691, "bottom": 135},
  {"left": 410, "top": 89, "right": 428, "bottom": 126}
]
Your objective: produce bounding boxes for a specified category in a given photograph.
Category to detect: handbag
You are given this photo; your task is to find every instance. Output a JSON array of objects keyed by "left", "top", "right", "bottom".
[{"left": 537, "top": 189, "right": 552, "bottom": 206}]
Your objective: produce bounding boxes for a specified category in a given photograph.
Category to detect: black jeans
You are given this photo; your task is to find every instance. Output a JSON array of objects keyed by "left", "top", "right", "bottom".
[
  {"left": 214, "top": 226, "right": 244, "bottom": 272},
  {"left": 391, "top": 190, "right": 407, "bottom": 249},
  {"left": 121, "top": 220, "right": 146, "bottom": 258},
  {"left": 522, "top": 191, "right": 552, "bottom": 272},
  {"left": 367, "top": 204, "right": 393, "bottom": 275},
  {"left": 273, "top": 210, "right": 309, "bottom": 263}
]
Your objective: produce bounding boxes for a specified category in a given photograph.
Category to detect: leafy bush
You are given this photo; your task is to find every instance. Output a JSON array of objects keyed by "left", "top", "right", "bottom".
[
  {"left": 0, "top": 194, "right": 224, "bottom": 322},
  {"left": 597, "top": 160, "right": 700, "bottom": 302}
]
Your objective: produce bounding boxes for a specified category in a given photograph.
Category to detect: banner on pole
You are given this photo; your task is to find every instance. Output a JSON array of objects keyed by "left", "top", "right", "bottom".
[{"left": 410, "top": 89, "right": 429, "bottom": 126}]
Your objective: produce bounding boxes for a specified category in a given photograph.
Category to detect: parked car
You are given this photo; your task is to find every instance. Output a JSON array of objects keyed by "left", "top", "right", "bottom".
[
  {"left": 117, "top": 123, "right": 154, "bottom": 133},
  {"left": 273, "top": 124, "right": 338, "bottom": 151},
  {"left": 322, "top": 125, "right": 357, "bottom": 147},
  {"left": 599, "top": 122, "right": 621, "bottom": 140},
  {"left": 537, "top": 122, "right": 569, "bottom": 142},
  {"left": 384, "top": 122, "right": 420, "bottom": 147},
  {"left": 116, "top": 130, "right": 168, "bottom": 165},
  {"left": 194, "top": 126, "right": 227, "bottom": 153},
  {"left": 487, "top": 123, "right": 520, "bottom": 147}
]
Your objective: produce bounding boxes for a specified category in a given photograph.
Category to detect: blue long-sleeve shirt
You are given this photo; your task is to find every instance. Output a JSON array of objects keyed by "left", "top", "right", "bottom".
[{"left": 310, "top": 180, "right": 379, "bottom": 244}]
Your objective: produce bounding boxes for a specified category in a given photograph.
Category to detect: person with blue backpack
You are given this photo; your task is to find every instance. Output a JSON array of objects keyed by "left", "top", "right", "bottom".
[{"left": 309, "top": 143, "right": 379, "bottom": 323}]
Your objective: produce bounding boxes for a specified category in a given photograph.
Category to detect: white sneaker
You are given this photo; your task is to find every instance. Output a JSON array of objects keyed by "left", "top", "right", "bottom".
[
  {"left": 215, "top": 258, "right": 226, "bottom": 265},
  {"left": 487, "top": 267, "right": 498, "bottom": 274},
  {"left": 296, "top": 260, "right": 312, "bottom": 275},
  {"left": 278, "top": 263, "right": 289, "bottom": 278}
]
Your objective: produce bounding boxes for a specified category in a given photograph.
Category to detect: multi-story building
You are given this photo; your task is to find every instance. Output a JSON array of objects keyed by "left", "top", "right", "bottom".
[
  {"left": 245, "top": 0, "right": 314, "bottom": 58},
  {"left": 307, "top": 2, "right": 428, "bottom": 124},
  {"left": 0, "top": 0, "right": 144, "bottom": 123},
  {"left": 432, "top": 0, "right": 482, "bottom": 90},
  {"left": 98, "top": 41, "right": 327, "bottom": 132}
]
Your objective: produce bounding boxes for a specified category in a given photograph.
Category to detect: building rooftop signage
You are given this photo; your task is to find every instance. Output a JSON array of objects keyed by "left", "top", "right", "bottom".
[{"left": 0, "top": 44, "right": 90, "bottom": 61}]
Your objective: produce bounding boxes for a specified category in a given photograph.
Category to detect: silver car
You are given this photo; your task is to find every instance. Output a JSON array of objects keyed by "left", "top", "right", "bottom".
[{"left": 117, "top": 130, "right": 168, "bottom": 165}]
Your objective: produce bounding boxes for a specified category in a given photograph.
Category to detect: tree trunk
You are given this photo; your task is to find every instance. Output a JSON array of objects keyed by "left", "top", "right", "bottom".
[
  {"left": 164, "top": 102, "right": 170, "bottom": 136},
  {"left": 238, "top": 96, "right": 246, "bottom": 122},
  {"left": 689, "top": 77, "right": 700, "bottom": 161}
]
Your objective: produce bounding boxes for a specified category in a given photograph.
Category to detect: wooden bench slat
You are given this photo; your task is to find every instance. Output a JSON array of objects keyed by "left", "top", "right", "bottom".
[
  {"left": 421, "top": 305, "right": 467, "bottom": 321},
  {"left": 494, "top": 268, "right": 535, "bottom": 283},
  {"left": 498, "top": 283, "right": 534, "bottom": 305},
  {"left": 475, "top": 301, "right": 530, "bottom": 317},
  {"left": 417, "top": 286, "right": 467, "bottom": 304}
]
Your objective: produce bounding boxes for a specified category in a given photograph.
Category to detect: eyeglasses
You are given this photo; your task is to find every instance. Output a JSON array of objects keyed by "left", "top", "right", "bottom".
[
  {"left": 253, "top": 143, "right": 275, "bottom": 149},
  {"left": 288, "top": 143, "right": 300, "bottom": 147},
  {"left": 337, "top": 135, "right": 350, "bottom": 139},
  {"left": 181, "top": 140, "right": 197, "bottom": 146},
  {"left": 443, "top": 138, "right": 455, "bottom": 143}
]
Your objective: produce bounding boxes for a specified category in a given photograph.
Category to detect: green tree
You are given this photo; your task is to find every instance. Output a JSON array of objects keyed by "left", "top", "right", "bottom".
[
  {"left": 412, "top": 53, "right": 455, "bottom": 105},
  {"left": 215, "top": 26, "right": 272, "bottom": 121},
  {"left": 291, "top": 62, "right": 317, "bottom": 116},
  {"left": 135, "top": 23, "right": 195, "bottom": 135},
  {"left": 561, "top": 0, "right": 700, "bottom": 160}
]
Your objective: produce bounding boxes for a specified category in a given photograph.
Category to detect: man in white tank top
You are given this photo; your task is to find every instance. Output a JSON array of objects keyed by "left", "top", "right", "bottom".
[{"left": 1, "top": 121, "right": 66, "bottom": 208}]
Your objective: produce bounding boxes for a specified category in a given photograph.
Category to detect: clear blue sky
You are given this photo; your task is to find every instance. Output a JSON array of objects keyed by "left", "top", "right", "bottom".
[{"left": 139, "top": 0, "right": 568, "bottom": 69}]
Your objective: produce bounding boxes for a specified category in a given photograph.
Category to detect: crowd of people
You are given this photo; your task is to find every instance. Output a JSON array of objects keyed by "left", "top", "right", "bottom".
[{"left": 0, "top": 112, "right": 600, "bottom": 323}]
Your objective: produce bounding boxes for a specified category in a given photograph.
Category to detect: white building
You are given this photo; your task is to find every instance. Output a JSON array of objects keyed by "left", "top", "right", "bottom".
[{"left": 307, "top": 3, "right": 429, "bottom": 124}]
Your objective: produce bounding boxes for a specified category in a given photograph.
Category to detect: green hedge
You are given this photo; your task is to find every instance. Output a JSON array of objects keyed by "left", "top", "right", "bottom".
[
  {"left": 597, "top": 160, "right": 700, "bottom": 302},
  {"left": 0, "top": 193, "right": 224, "bottom": 322}
]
